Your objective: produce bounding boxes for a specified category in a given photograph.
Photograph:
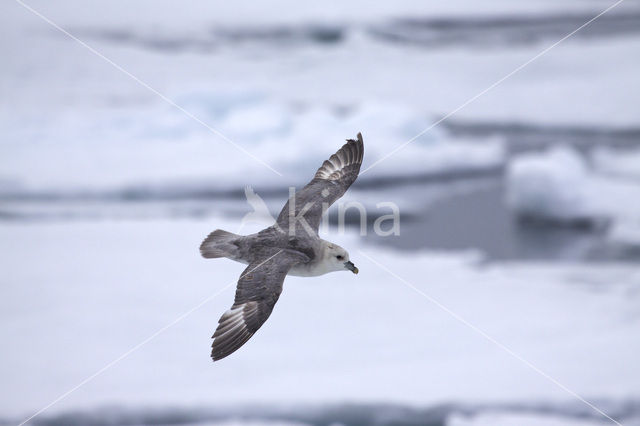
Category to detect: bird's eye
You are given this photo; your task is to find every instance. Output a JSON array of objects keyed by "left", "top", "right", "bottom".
[{"left": 336, "top": 255, "right": 344, "bottom": 260}]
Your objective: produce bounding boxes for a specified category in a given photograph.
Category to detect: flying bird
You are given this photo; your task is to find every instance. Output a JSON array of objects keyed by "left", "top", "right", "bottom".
[{"left": 200, "top": 133, "right": 364, "bottom": 361}]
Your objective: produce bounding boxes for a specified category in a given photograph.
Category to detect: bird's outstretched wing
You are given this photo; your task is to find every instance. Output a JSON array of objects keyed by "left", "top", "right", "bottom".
[
  {"left": 276, "top": 133, "right": 364, "bottom": 235},
  {"left": 211, "top": 249, "right": 308, "bottom": 361}
]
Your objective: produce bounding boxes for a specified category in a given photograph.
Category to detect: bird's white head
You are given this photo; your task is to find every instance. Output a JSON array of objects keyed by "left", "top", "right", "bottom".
[{"left": 323, "top": 242, "right": 358, "bottom": 274}]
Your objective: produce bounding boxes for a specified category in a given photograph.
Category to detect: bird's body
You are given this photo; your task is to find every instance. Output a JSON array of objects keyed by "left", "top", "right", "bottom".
[
  {"left": 200, "top": 133, "right": 364, "bottom": 361},
  {"left": 202, "top": 227, "right": 335, "bottom": 276}
]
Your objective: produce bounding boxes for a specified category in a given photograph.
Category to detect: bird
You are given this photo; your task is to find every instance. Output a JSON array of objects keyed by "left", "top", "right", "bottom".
[{"left": 200, "top": 133, "right": 364, "bottom": 361}]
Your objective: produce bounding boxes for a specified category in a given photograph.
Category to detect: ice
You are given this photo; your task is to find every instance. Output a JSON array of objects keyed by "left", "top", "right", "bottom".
[
  {"left": 607, "top": 220, "right": 640, "bottom": 248},
  {"left": 448, "top": 412, "right": 616, "bottom": 426},
  {"left": 2, "top": 0, "right": 640, "bottom": 422},
  {"left": 3, "top": 0, "right": 640, "bottom": 197},
  {"left": 0, "top": 94, "right": 504, "bottom": 194},
  {"left": 506, "top": 146, "right": 640, "bottom": 225},
  {"left": 592, "top": 146, "right": 640, "bottom": 180},
  {"left": 1, "top": 218, "right": 639, "bottom": 419},
  {"left": 195, "top": 422, "right": 309, "bottom": 426},
  {"left": 505, "top": 146, "right": 595, "bottom": 223},
  {"left": 3, "top": 0, "right": 626, "bottom": 30}
]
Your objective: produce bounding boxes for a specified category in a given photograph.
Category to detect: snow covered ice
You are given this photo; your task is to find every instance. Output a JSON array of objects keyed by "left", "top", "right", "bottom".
[
  {"left": 506, "top": 146, "right": 640, "bottom": 250},
  {"left": 506, "top": 146, "right": 597, "bottom": 224},
  {"left": 1, "top": 0, "right": 640, "bottom": 424},
  {"left": 2, "top": 219, "right": 640, "bottom": 424}
]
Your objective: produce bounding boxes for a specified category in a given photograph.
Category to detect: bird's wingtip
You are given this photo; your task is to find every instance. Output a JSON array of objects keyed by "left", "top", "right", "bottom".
[{"left": 346, "top": 132, "right": 363, "bottom": 145}]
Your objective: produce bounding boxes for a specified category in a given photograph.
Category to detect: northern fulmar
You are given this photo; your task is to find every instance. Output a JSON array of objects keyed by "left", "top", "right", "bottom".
[{"left": 200, "top": 133, "right": 364, "bottom": 361}]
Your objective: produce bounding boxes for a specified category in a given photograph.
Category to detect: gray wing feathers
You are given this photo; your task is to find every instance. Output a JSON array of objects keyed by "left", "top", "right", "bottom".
[
  {"left": 314, "top": 132, "right": 364, "bottom": 183},
  {"left": 276, "top": 133, "right": 364, "bottom": 233},
  {"left": 211, "top": 250, "right": 308, "bottom": 361}
]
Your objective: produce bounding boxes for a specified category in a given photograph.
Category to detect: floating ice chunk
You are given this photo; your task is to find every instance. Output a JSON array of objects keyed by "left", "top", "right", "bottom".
[
  {"left": 448, "top": 412, "right": 608, "bottom": 426},
  {"left": 505, "top": 146, "right": 596, "bottom": 223},
  {"left": 607, "top": 218, "right": 640, "bottom": 248},
  {"left": 592, "top": 146, "right": 640, "bottom": 180},
  {"left": 506, "top": 145, "right": 640, "bottom": 231}
]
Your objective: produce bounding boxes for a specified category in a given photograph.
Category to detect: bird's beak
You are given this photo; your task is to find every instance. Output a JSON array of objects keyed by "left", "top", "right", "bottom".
[{"left": 344, "top": 261, "right": 359, "bottom": 274}]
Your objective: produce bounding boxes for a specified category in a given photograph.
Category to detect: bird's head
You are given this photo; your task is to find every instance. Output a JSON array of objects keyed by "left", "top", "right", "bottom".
[{"left": 324, "top": 243, "right": 358, "bottom": 274}]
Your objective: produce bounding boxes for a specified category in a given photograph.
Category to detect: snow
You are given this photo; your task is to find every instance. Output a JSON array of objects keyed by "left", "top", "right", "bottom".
[
  {"left": 2, "top": 0, "right": 640, "bottom": 422},
  {"left": 506, "top": 146, "right": 640, "bottom": 226},
  {"left": 2, "top": 0, "right": 640, "bottom": 196},
  {"left": 448, "top": 412, "right": 622, "bottom": 426},
  {"left": 2, "top": 0, "right": 625, "bottom": 29},
  {"left": 592, "top": 146, "right": 640, "bottom": 180},
  {"left": 505, "top": 146, "right": 597, "bottom": 223},
  {"left": 607, "top": 220, "right": 640, "bottom": 248},
  {"left": 0, "top": 95, "right": 505, "bottom": 194},
  {"left": 1, "top": 218, "right": 639, "bottom": 420},
  {"left": 193, "top": 422, "right": 308, "bottom": 426}
]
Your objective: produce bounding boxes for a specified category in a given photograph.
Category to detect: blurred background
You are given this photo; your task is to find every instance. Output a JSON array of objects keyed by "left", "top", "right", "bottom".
[{"left": 1, "top": 0, "right": 639, "bottom": 425}]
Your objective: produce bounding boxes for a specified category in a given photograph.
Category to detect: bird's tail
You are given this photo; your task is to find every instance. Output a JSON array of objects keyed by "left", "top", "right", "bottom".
[{"left": 199, "top": 229, "right": 240, "bottom": 259}]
